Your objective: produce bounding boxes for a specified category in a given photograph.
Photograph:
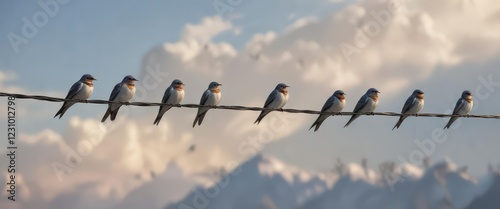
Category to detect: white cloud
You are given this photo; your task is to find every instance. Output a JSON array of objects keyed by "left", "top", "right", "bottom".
[
  {"left": 145, "top": 0, "right": 500, "bottom": 182},
  {"left": 285, "top": 16, "right": 319, "bottom": 33},
  {"left": 0, "top": 115, "right": 198, "bottom": 209},
  {"left": 165, "top": 16, "right": 238, "bottom": 64},
  {"left": 244, "top": 32, "right": 277, "bottom": 63},
  {"left": 131, "top": 0, "right": 500, "bottom": 182},
  {"left": 7, "top": 0, "right": 500, "bottom": 208},
  {"left": 182, "top": 16, "right": 234, "bottom": 43}
]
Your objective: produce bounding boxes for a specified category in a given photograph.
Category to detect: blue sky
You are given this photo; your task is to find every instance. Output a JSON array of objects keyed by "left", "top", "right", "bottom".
[
  {"left": 1, "top": 1, "right": 500, "bottom": 208},
  {"left": 0, "top": 0, "right": 348, "bottom": 135},
  {"left": 0, "top": 0, "right": 346, "bottom": 93},
  {"left": 1, "top": 0, "right": 500, "bottom": 172}
]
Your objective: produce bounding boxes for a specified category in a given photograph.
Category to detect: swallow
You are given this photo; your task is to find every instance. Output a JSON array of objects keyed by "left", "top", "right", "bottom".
[
  {"left": 101, "top": 75, "right": 138, "bottom": 122},
  {"left": 192, "top": 81, "right": 222, "bottom": 127},
  {"left": 309, "top": 90, "right": 346, "bottom": 132},
  {"left": 393, "top": 89, "right": 425, "bottom": 130},
  {"left": 344, "top": 88, "right": 380, "bottom": 128},
  {"left": 254, "top": 83, "right": 289, "bottom": 125},
  {"left": 54, "top": 74, "right": 96, "bottom": 119},
  {"left": 444, "top": 90, "right": 473, "bottom": 129},
  {"left": 153, "top": 79, "right": 185, "bottom": 125}
]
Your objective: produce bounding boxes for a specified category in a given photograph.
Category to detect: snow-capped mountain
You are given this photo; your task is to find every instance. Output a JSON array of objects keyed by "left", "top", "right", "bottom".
[
  {"left": 298, "top": 159, "right": 484, "bottom": 209},
  {"left": 164, "top": 154, "right": 335, "bottom": 209},
  {"left": 163, "top": 154, "right": 498, "bottom": 209}
]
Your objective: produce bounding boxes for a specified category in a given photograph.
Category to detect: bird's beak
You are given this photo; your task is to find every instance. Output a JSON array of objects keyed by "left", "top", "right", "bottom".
[
  {"left": 218, "top": 84, "right": 222, "bottom": 86},
  {"left": 133, "top": 78, "right": 139, "bottom": 81},
  {"left": 92, "top": 78, "right": 97, "bottom": 81}
]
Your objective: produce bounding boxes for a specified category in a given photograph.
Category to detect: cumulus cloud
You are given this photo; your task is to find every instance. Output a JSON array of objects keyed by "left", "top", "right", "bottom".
[
  {"left": 252, "top": 0, "right": 500, "bottom": 95},
  {"left": 285, "top": 16, "right": 319, "bottom": 33},
  {"left": 0, "top": 114, "right": 198, "bottom": 209},
  {"left": 164, "top": 16, "right": 238, "bottom": 67},
  {"left": 6, "top": 0, "right": 500, "bottom": 208},
  {"left": 1, "top": 15, "right": 249, "bottom": 206},
  {"left": 135, "top": 0, "right": 500, "bottom": 174},
  {"left": 133, "top": 0, "right": 500, "bottom": 198}
]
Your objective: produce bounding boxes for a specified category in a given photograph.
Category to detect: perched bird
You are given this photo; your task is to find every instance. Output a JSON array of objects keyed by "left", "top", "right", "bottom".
[
  {"left": 101, "top": 75, "right": 138, "bottom": 122},
  {"left": 344, "top": 88, "right": 380, "bottom": 128},
  {"left": 393, "top": 89, "right": 425, "bottom": 130},
  {"left": 444, "top": 90, "right": 473, "bottom": 129},
  {"left": 153, "top": 79, "right": 185, "bottom": 125},
  {"left": 309, "top": 90, "right": 346, "bottom": 132},
  {"left": 54, "top": 74, "right": 96, "bottom": 119},
  {"left": 192, "top": 81, "right": 222, "bottom": 127},
  {"left": 254, "top": 83, "right": 289, "bottom": 125}
]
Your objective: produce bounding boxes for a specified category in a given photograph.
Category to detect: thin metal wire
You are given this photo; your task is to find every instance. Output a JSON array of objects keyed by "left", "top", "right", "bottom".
[{"left": 1, "top": 92, "right": 499, "bottom": 119}]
